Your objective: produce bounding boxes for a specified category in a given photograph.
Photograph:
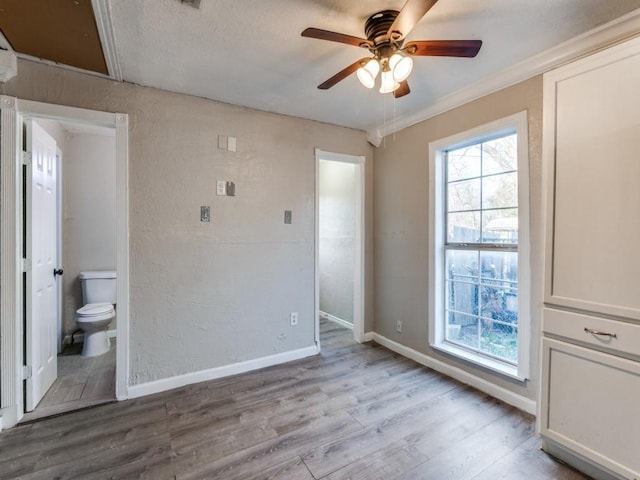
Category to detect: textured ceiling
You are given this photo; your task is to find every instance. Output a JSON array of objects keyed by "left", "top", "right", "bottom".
[
  {"left": 107, "top": 0, "right": 640, "bottom": 132},
  {"left": 7, "top": 0, "right": 640, "bottom": 133}
]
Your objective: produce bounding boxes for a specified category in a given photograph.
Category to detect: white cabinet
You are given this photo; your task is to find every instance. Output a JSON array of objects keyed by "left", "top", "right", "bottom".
[{"left": 540, "top": 36, "right": 640, "bottom": 480}]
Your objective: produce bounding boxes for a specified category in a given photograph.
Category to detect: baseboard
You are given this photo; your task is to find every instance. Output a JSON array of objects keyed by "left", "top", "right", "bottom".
[
  {"left": 372, "top": 333, "right": 537, "bottom": 415},
  {"left": 361, "top": 331, "right": 374, "bottom": 342},
  {"left": 127, "top": 344, "right": 320, "bottom": 399},
  {"left": 63, "top": 329, "right": 117, "bottom": 346},
  {"left": 319, "top": 310, "right": 353, "bottom": 330}
]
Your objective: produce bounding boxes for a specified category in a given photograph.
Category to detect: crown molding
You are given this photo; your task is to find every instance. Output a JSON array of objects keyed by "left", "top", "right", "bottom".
[
  {"left": 92, "top": 0, "right": 122, "bottom": 80},
  {"left": 368, "top": 8, "right": 640, "bottom": 144}
]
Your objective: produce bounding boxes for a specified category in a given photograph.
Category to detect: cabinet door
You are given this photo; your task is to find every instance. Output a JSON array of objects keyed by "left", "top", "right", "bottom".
[
  {"left": 540, "top": 338, "right": 640, "bottom": 479},
  {"left": 543, "top": 36, "right": 640, "bottom": 320}
]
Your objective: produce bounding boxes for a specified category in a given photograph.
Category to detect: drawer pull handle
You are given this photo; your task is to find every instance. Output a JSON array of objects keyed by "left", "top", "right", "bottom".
[{"left": 584, "top": 327, "right": 617, "bottom": 339}]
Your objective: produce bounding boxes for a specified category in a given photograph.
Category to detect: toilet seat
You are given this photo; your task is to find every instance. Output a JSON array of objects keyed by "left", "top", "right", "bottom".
[
  {"left": 77, "top": 302, "right": 114, "bottom": 316},
  {"left": 76, "top": 303, "right": 115, "bottom": 322}
]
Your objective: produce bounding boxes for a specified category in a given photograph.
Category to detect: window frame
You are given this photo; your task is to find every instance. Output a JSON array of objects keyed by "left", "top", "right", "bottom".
[{"left": 428, "top": 111, "right": 530, "bottom": 381}]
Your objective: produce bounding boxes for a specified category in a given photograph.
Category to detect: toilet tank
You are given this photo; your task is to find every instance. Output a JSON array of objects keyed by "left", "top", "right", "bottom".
[{"left": 79, "top": 270, "right": 117, "bottom": 305}]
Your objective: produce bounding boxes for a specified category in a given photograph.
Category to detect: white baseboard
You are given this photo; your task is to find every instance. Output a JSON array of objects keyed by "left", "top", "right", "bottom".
[
  {"left": 63, "top": 329, "right": 116, "bottom": 346},
  {"left": 319, "top": 310, "right": 353, "bottom": 330},
  {"left": 372, "top": 333, "right": 537, "bottom": 415},
  {"left": 361, "top": 331, "right": 374, "bottom": 342},
  {"left": 127, "top": 344, "right": 320, "bottom": 399}
]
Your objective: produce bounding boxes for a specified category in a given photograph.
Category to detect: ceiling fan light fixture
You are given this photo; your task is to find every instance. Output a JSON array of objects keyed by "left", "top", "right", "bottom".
[
  {"left": 356, "top": 58, "right": 380, "bottom": 88},
  {"left": 379, "top": 70, "right": 399, "bottom": 94},
  {"left": 389, "top": 53, "right": 413, "bottom": 82}
]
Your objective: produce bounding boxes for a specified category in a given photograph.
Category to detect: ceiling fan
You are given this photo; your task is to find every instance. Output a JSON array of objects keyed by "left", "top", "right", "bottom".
[{"left": 301, "top": 0, "right": 482, "bottom": 98}]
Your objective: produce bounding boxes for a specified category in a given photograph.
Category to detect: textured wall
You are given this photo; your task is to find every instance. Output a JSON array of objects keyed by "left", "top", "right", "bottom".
[
  {"left": 319, "top": 160, "right": 355, "bottom": 324},
  {"left": 2, "top": 59, "right": 373, "bottom": 385},
  {"left": 63, "top": 133, "right": 117, "bottom": 336},
  {"left": 373, "top": 76, "right": 544, "bottom": 401}
]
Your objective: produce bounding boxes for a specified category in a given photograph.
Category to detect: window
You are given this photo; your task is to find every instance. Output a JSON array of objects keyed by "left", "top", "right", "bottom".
[{"left": 429, "top": 112, "right": 529, "bottom": 380}]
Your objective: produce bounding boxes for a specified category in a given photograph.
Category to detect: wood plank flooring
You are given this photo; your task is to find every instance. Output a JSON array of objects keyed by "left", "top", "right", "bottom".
[
  {"left": 19, "top": 339, "right": 116, "bottom": 423},
  {"left": 0, "top": 320, "right": 591, "bottom": 480}
]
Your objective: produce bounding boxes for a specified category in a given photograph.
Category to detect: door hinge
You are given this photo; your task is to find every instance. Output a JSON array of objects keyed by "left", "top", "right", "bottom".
[
  {"left": 22, "top": 365, "right": 32, "bottom": 380},
  {"left": 21, "top": 258, "right": 31, "bottom": 272},
  {"left": 22, "top": 151, "right": 32, "bottom": 166}
]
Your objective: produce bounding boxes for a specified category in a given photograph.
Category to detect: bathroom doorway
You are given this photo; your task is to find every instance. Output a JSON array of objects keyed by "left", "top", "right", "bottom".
[
  {"left": 0, "top": 97, "right": 129, "bottom": 428},
  {"left": 314, "top": 149, "right": 365, "bottom": 346},
  {"left": 22, "top": 116, "right": 118, "bottom": 422}
]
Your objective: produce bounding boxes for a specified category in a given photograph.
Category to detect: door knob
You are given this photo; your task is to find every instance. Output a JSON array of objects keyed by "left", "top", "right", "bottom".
[{"left": 53, "top": 268, "right": 64, "bottom": 277}]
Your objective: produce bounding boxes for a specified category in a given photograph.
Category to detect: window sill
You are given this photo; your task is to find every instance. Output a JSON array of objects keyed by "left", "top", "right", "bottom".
[{"left": 431, "top": 341, "right": 527, "bottom": 382}]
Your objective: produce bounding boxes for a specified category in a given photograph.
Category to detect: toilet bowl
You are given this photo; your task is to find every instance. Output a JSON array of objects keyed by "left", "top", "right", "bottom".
[{"left": 76, "top": 302, "right": 115, "bottom": 357}]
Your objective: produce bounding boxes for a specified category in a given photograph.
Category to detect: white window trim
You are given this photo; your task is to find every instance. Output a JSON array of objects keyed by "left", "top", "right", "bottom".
[{"left": 428, "top": 111, "right": 530, "bottom": 381}]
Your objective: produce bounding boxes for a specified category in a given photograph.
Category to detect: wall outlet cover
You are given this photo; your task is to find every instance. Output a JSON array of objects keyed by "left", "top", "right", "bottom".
[
  {"left": 284, "top": 210, "right": 292, "bottom": 224},
  {"left": 216, "top": 180, "right": 226, "bottom": 196},
  {"left": 200, "top": 206, "right": 211, "bottom": 222}
]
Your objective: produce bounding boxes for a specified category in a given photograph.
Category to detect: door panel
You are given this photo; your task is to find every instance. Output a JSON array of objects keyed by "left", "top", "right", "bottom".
[{"left": 25, "top": 119, "right": 58, "bottom": 412}]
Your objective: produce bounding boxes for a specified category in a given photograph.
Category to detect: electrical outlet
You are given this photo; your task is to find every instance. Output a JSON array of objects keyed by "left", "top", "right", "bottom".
[
  {"left": 284, "top": 210, "right": 292, "bottom": 224},
  {"left": 290, "top": 312, "right": 298, "bottom": 326},
  {"left": 396, "top": 320, "right": 402, "bottom": 333},
  {"left": 216, "top": 180, "right": 226, "bottom": 196}
]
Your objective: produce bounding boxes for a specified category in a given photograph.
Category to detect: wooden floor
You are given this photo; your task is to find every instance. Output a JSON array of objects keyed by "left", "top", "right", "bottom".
[
  {"left": 0, "top": 320, "right": 590, "bottom": 480},
  {"left": 20, "top": 339, "right": 116, "bottom": 423}
]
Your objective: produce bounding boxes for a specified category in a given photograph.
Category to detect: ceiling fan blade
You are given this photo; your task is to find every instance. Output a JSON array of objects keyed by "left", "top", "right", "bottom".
[
  {"left": 302, "top": 28, "right": 372, "bottom": 48},
  {"left": 387, "top": 0, "right": 439, "bottom": 41},
  {"left": 394, "top": 80, "right": 411, "bottom": 98},
  {"left": 404, "top": 40, "right": 482, "bottom": 57},
  {"left": 318, "top": 58, "right": 369, "bottom": 90}
]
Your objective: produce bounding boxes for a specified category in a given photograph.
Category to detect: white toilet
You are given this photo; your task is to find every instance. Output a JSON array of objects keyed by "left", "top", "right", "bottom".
[{"left": 76, "top": 270, "right": 116, "bottom": 357}]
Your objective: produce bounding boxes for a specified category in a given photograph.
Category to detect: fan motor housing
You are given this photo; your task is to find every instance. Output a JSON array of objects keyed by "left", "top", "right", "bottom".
[{"left": 364, "top": 10, "right": 399, "bottom": 46}]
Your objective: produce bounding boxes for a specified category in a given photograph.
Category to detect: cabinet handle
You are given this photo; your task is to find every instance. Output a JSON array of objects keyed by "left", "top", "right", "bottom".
[{"left": 584, "top": 327, "right": 617, "bottom": 339}]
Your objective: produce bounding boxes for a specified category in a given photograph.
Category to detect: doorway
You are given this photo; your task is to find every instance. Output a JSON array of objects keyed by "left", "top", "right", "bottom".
[
  {"left": 24, "top": 117, "right": 118, "bottom": 421},
  {"left": 0, "top": 96, "right": 129, "bottom": 429},
  {"left": 315, "top": 149, "right": 365, "bottom": 346}
]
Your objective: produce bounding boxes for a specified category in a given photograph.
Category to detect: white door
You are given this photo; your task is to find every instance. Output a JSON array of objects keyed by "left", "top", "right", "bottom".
[{"left": 25, "top": 119, "right": 59, "bottom": 412}]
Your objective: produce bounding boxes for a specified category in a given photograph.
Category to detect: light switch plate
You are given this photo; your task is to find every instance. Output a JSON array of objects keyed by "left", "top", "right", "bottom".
[
  {"left": 216, "top": 180, "right": 226, "bottom": 196},
  {"left": 218, "top": 135, "right": 227, "bottom": 150},
  {"left": 284, "top": 210, "right": 292, "bottom": 224},
  {"left": 228, "top": 136, "right": 236, "bottom": 152}
]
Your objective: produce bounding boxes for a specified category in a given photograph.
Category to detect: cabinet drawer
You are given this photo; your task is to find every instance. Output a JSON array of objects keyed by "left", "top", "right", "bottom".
[
  {"left": 543, "top": 308, "right": 640, "bottom": 359},
  {"left": 540, "top": 338, "right": 640, "bottom": 479}
]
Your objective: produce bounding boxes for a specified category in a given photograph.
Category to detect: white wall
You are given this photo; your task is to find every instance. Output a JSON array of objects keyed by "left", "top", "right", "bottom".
[
  {"left": 319, "top": 160, "right": 355, "bottom": 324},
  {"left": 373, "top": 76, "right": 543, "bottom": 402},
  {"left": 63, "top": 132, "right": 117, "bottom": 335},
  {"left": 2, "top": 59, "right": 374, "bottom": 387},
  {"left": 36, "top": 119, "right": 67, "bottom": 152}
]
